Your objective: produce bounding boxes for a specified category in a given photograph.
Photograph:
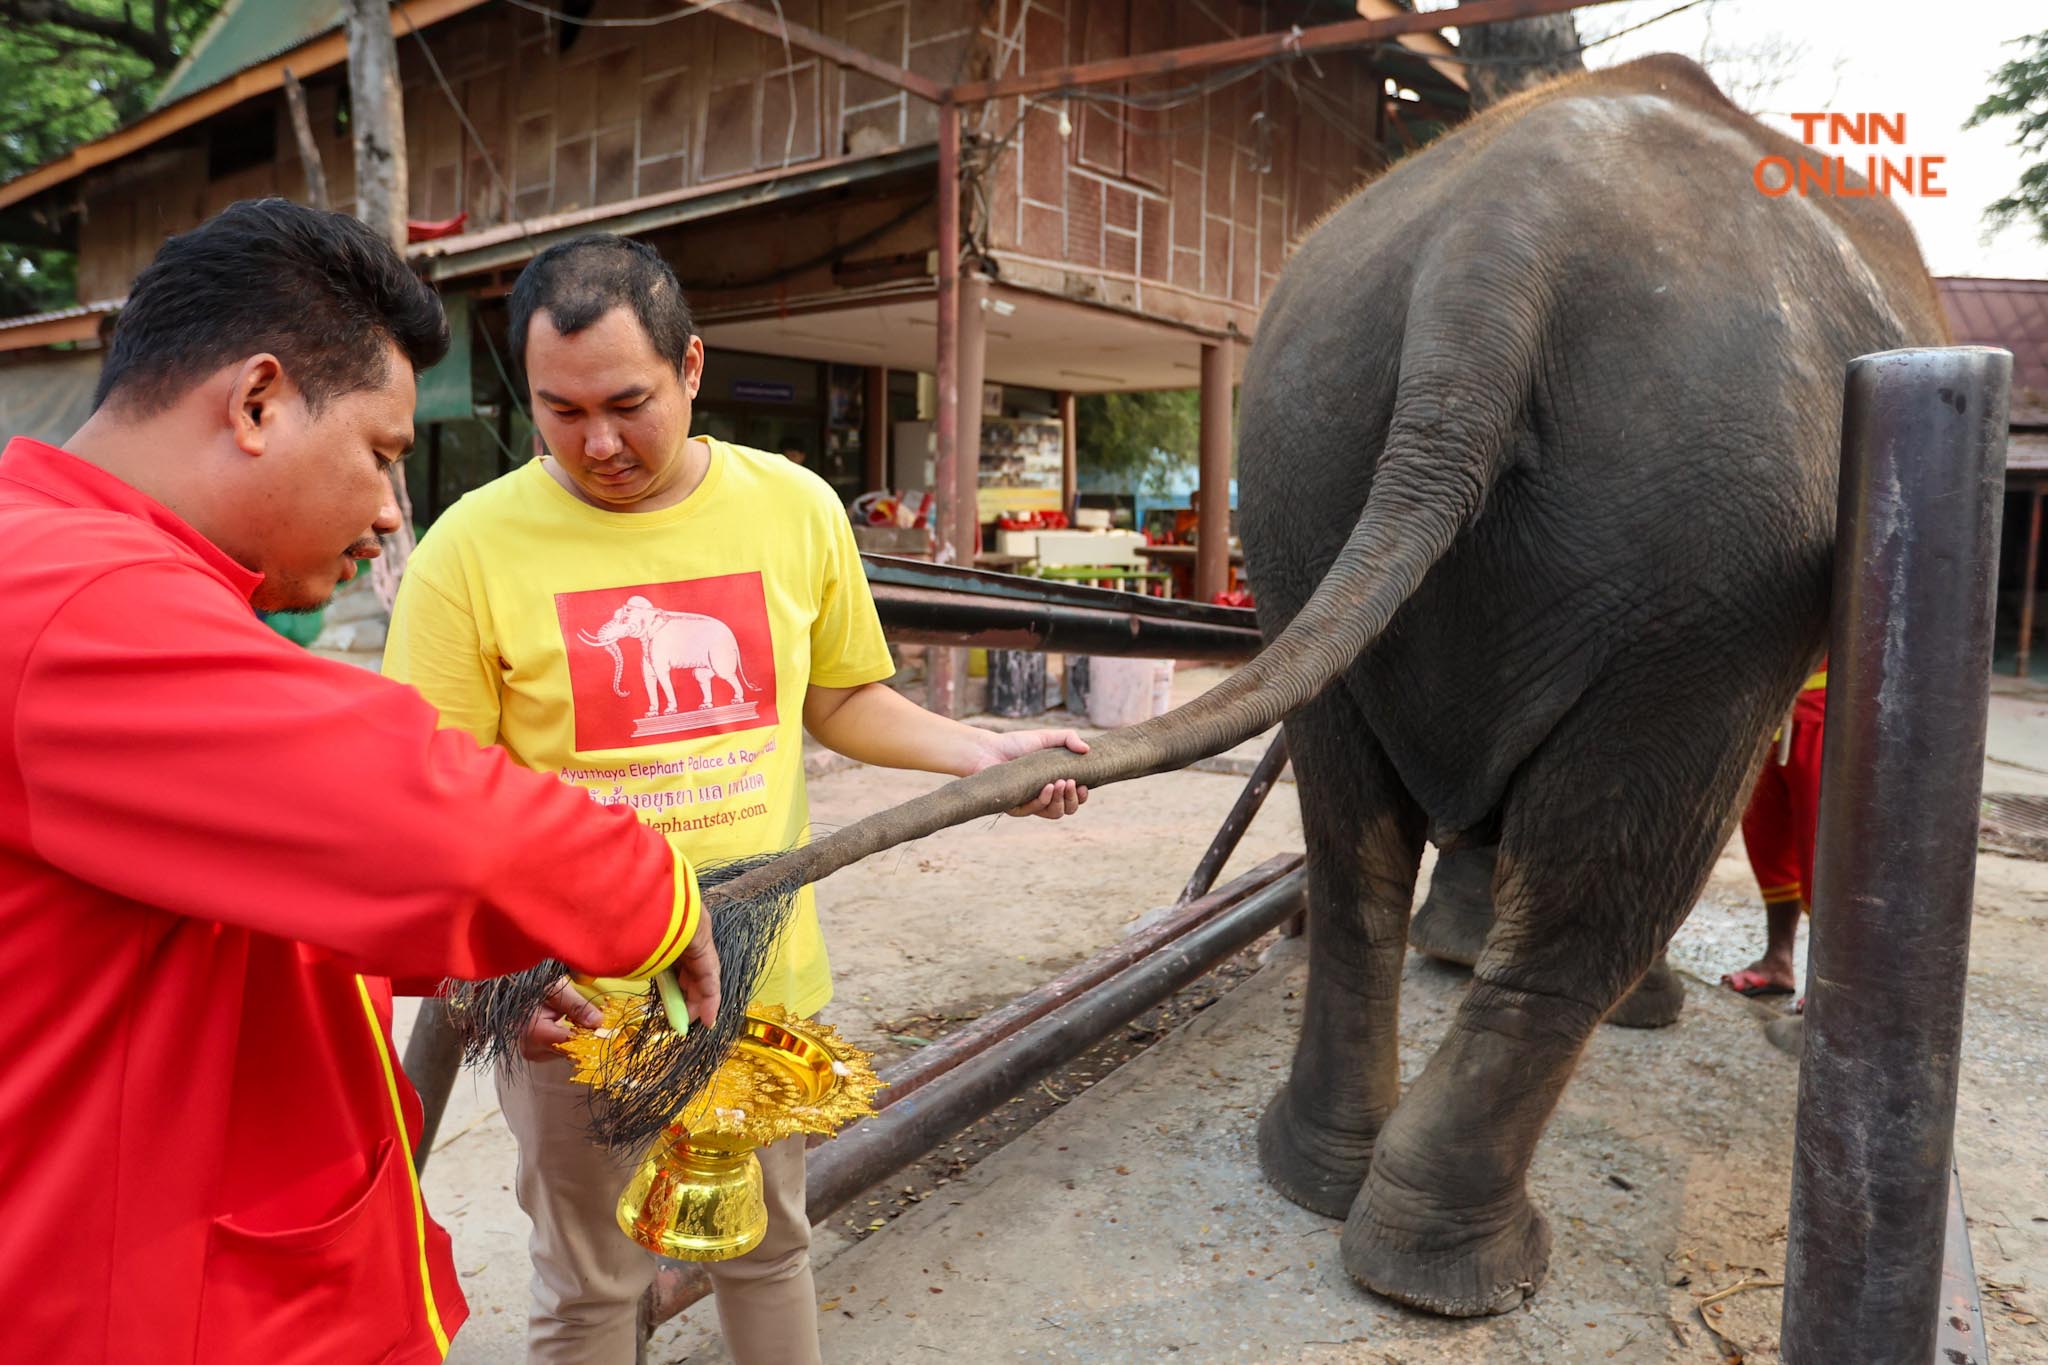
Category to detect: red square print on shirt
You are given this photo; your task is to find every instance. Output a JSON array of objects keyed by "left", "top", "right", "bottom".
[{"left": 555, "top": 573, "right": 778, "bottom": 751}]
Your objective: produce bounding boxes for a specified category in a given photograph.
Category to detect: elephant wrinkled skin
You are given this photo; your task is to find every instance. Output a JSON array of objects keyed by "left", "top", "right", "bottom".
[{"left": 1237, "top": 57, "right": 1944, "bottom": 1316}]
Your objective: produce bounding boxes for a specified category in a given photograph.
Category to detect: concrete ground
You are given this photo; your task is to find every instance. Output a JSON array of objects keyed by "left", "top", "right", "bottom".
[{"left": 396, "top": 662, "right": 2048, "bottom": 1364}]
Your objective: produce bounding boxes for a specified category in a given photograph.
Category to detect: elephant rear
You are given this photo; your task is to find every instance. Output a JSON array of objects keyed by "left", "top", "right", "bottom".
[{"left": 1237, "top": 53, "right": 1945, "bottom": 844}]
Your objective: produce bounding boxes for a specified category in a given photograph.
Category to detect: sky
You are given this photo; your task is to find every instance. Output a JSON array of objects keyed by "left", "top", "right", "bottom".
[{"left": 1428, "top": 0, "right": 2048, "bottom": 279}]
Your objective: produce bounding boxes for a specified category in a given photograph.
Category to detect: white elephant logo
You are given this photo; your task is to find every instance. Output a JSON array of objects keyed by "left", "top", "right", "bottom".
[{"left": 578, "top": 594, "right": 762, "bottom": 735}]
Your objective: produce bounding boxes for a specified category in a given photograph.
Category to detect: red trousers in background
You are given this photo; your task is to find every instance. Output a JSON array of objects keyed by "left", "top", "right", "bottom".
[{"left": 1741, "top": 682, "right": 1828, "bottom": 909}]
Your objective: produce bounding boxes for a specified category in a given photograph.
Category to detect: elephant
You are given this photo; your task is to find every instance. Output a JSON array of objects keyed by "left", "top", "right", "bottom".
[
  {"left": 1232, "top": 55, "right": 1944, "bottom": 1316},
  {"left": 700, "top": 53, "right": 1946, "bottom": 1318},
  {"left": 579, "top": 594, "right": 758, "bottom": 717}
]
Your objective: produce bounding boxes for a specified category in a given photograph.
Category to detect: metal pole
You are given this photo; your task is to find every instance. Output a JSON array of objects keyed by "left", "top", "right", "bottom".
[
  {"left": 1781, "top": 346, "right": 2011, "bottom": 1364},
  {"left": 868, "top": 582, "right": 1262, "bottom": 661},
  {"left": 1059, "top": 391, "right": 1078, "bottom": 524},
  {"left": 863, "top": 366, "right": 889, "bottom": 492},
  {"left": 803, "top": 867, "right": 1306, "bottom": 1218},
  {"left": 874, "top": 854, "right": 1299, "bottom": 1112},
  {"left": 928, "top": 98, "right": 964, "bottom": 716},
  {"left": 1177, "top": 733, "right": 1288, "bottom": 906},
  {"left": 1196, "top": 341, "right": 1232, "bottom": 602},
  {"left": 956, "top": 272, "right": 989, "bottom": 571},
  {"left": 1939, "top": 1163, "right": 1989, "bottom": 1365}
]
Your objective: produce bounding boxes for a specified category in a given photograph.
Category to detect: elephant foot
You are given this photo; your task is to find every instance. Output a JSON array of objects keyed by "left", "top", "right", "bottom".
[
  {"left": 1407, "top": 891, "right": 1489, "bottom": 968},
  {"left": 1603, "top": 954, "right": 1686, "bottom": 1030},
  {"left": 1256, "top": 1086, "right": 1375, "bottom": 1220},
  {"left": 1341, "top": 1176, "right": 1552, "bottom": 1318}
]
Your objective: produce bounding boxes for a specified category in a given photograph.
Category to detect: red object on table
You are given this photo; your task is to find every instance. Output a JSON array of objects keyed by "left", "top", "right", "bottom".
[{"left": 995, "top": 510, "right": 1068, "bottom": 531}]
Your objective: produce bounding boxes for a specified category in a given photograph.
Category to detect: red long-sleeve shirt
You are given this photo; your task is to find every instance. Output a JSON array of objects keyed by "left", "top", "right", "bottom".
[{"left": 0, "top": 439, "right": 698, "bottom": 1362}]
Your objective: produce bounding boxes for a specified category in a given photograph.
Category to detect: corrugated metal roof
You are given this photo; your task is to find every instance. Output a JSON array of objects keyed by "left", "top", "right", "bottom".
[
  {"left": 152, "top": 0, "right": 344, "bottom": 111},
  {"left": 1936, "top": 276, "right": 2048, "bottom": 427},
  {"left": 0, "top": 297, "right": 125, "bottom": 332}
]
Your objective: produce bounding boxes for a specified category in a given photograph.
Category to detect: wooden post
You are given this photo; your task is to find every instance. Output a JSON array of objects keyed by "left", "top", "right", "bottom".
[
  {"left": 344, "top": 0, "right": 409, "bottom": 248},
  {"left": 863, "top": 366, "right": 889, "bottom": 491},
  {"left": 2021, "top": 483, "right": 2043, "bottom": 678},
  {"left": 1059, "top": 390, "right": 1078, "bottom": 522},
  {"left": 1196, "top": 341, "right": 1233, "bottom": 602},
  {"left": 928, "top": 98, "right": 965, "bottom": 716},
  {"left": 344, "top": 0, "right": 418, "bottom": 615},
  {"left": 281, "top": 69, "right": 330, "bottom": 211},
  {"left": 956, "top": 271, "right": 989, "bottom": 572}
]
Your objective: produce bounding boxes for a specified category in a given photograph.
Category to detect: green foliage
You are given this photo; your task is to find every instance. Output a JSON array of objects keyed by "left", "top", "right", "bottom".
[
  {"left": 1966, "top": 30, "right": 2048, "bottom": 245},
  {"left": 1076, "top": 389, "right": 1202, "bottom": 494},
  {"left": 0, "top": 246, "right": 79, "bottom": 317},
  {"left": 0, "top": 1, "right": 225, "bottom": 313}
]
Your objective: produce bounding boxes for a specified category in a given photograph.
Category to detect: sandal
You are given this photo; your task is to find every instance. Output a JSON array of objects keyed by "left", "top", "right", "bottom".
[{"left": 1721, "top": 968, "right": 1795, "bottom": 998}]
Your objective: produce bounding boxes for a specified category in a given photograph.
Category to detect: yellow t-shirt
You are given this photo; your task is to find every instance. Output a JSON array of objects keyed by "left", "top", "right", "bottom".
[{"left": 383, "top": 439, "right": 895, "bottom": 1016}]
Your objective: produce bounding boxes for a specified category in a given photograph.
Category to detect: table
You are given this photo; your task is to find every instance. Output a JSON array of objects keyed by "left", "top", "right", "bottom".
[
  {"left": 1136, "top": 544, "right": 1245, "bottom": 599},
  {"left": 1026, "top": 564, "right": 1173, "bottom": 595}
]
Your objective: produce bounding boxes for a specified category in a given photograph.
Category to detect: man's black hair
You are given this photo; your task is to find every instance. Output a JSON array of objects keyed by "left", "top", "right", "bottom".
[
  {"left": 507, "top": 233, "right": 694, "bottom": 381},
  {"left": 94, "top": 198, "right": 448, "bottom": 415}
]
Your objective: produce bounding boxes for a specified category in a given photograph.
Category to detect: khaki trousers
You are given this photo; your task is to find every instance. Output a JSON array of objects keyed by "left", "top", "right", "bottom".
[{"left": 497, "top": 1056, "right": 822, "bottom": 1365}]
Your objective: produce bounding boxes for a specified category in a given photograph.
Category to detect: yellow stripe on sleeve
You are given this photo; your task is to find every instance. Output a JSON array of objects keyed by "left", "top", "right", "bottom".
[
  {"left": 352, "top": 976, "right": 451, "bottom": 1358},
  {"left": 623, "top": 846, "right": 701, "bottom": 981}
]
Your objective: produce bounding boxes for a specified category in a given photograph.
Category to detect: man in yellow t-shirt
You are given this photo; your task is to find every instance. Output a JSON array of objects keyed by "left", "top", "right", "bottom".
[{"left": 385, "top": 234, "right": 1088, "bottom": 1365}]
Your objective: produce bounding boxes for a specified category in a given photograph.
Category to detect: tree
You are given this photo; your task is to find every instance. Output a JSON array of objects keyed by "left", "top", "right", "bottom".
[
  {"left": 1966, "top": 30, "right": 2048, "bottom": 247},
  {"left": 1456, "top": 4, "right": 1583, "bottom": 110},
  {"left": 0, "top": 1, "right": 224, "bottom": 313},
  {"left": 1076, "top": 389, "right": 1202, "bottom": 495},
  {"left": 1575, "top": 2, "right": 1834, "bottom": 117}
]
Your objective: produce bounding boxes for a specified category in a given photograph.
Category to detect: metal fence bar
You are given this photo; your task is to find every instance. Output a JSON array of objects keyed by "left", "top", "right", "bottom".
[
  {"left": 645, "top": 854, "right": 1305, "bottom": 1325},
  {"left": 1177, "top": 733, "right": 1290, "bottom": 907},
  {"left": 1781, "top": 346, "right": 2010, "bottom": 1363},
  {"left": 863, "top": 555, "right": 1263, "bottom": 662},
  {"left": 1939, "top": 1162, "right": 1989, "bottom": 1365}
]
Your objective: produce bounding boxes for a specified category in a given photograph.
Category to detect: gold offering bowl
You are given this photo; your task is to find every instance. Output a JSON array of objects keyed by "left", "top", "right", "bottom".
[{"left": 561, "top": 1003, "right": 882, "bottom": 1262}]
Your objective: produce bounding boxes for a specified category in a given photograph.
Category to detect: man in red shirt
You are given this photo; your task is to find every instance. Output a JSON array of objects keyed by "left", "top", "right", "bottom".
[{"left": 0, "top": 199, "right": 719, "bottom": 1362}]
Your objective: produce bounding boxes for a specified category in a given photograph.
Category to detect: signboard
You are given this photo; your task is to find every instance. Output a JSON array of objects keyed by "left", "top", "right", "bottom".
[
  {"left": 731, "top": 379, "right": 797, "bottom": 403},
  {"left": 979, "top": 417, "right": 1063, "bottom": 489}
]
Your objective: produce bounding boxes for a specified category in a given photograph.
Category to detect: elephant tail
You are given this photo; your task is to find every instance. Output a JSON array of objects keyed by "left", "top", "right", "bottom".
[{"left": 707, "top": 244, "right": 1542, "bottom": 913}]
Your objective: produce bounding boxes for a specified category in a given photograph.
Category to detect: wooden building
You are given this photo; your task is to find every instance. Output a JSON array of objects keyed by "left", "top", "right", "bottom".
[{"left": 0, "top": 0, "right": 1472, "bottom": 648}]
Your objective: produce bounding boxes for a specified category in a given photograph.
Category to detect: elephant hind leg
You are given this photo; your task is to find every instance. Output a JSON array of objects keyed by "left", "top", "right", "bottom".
[
  {"left": 1411, "top": 841, "right": 1686, "bottom": 1029},
  {"left": 1256, "top": 683, "right": 1425, "bottom": 1220},
  {"left": 1408, "top": 842, "right": 1496, "bottom": 967},
  {"left": 1341, "top": 679, "right": 1754, "bottom": 1315}
]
